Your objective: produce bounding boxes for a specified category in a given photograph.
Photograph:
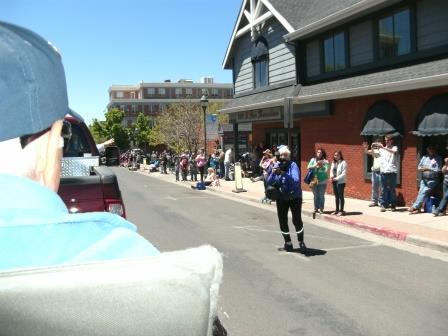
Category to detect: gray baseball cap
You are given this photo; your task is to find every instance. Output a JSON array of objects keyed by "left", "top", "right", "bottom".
[{"left": 0, "top": 21, "right": 70, "bottom": 142}]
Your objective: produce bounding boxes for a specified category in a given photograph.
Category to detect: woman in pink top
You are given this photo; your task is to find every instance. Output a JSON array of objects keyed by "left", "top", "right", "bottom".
[{"left": 195, "top": 149, "right": 207, "bottom": 182}]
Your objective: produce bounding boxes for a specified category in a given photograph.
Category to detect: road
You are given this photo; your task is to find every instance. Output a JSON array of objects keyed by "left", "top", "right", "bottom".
[{"left": 114, "top": 168, "right": 448, "bottom": 336}]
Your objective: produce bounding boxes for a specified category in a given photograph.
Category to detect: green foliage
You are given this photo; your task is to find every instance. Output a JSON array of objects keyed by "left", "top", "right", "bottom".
[
  {"left": 88, "top": 108, "right": 129, "bottom": 149},
  {"left": 133, "top": 112, "right": 151, "bottom": 150}
]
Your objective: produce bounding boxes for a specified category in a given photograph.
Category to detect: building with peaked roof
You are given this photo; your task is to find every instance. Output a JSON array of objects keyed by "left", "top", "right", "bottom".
[{"left": 220, "top": 0, "right": 448, "bottom": 205}]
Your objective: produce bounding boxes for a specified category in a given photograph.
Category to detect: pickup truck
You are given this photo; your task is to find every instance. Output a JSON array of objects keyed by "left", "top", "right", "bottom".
[{"left": 57, "top": 113, "right": 126, "bottom": 217}]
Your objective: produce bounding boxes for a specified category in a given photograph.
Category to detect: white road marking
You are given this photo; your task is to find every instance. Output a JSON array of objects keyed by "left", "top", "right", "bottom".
[
  {"left": 223, "top": 312, "right": 230, "bottom": 319},
  {"left": 164, "top": 196, "right": 177, "bottom": 201},
  {"left": 324, "top": 243, "right": 380, "bottom": 252}
]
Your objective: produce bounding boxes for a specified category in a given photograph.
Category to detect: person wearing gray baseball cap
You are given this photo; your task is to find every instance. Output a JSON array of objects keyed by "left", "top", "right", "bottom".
[{"left": 0, "top": 22, "right": 225, "bottom": 336}]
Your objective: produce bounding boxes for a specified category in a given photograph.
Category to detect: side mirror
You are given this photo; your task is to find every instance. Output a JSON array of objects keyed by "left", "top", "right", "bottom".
[{"left": 105, "top": 146, "right": 120, "bottom": 166}]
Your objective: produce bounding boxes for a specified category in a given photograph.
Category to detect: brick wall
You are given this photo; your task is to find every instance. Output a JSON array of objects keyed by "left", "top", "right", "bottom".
[
  {"left": 247, "top": 86, "right": 448, "bottom": 205},
  {"left": 299, "top": 86, "right": 448, "bottom": 205}
]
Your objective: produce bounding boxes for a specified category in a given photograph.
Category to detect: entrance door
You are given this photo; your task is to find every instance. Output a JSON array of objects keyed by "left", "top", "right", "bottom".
[{"left": 265, "top": 129, "right": 300, "bottom": 163}]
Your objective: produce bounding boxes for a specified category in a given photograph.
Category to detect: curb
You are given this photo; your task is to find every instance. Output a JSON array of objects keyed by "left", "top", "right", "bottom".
[{"left": 138, "top": 170, "right": 447, "bottom": 253}]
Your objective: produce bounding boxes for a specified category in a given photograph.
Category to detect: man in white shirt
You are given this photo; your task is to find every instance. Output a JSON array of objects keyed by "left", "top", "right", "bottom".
[
  {"left": 224, "top": 147, "right": 233, "bottom": 181},
  {"left": 378, "top": 134, "right": 399, "bottom": 212}
]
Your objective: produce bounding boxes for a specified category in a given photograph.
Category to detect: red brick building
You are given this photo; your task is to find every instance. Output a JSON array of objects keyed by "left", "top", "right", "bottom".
[{"left": 220, "top": 0, "right": 448, "bottom": 205}]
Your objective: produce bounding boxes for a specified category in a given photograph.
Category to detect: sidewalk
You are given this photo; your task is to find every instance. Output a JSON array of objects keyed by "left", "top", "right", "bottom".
[{"left": 138, "top": 169, "right": 448, "bottom": 253}]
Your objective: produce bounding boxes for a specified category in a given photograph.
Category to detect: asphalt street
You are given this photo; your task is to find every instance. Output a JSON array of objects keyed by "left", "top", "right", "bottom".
[{"left": 114, "top": 168, "right": 448, "bottom": 336}]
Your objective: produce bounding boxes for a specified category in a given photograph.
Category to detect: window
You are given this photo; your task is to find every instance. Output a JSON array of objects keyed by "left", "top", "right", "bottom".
[
  {"left": 130, "top": 91, "right": 135, "bottom": 99},
  {"left": 252, "top": 38, "right": 268, "bottom": 88},
  {"left": 201, "top": 88, "right": 209, "bottom": 96},
  {"left": 324, "top": 32, "right": 346, "bottom": 72},
  {"left": 211, "top": 88, "right": 219, "bottom": 97},
  {"left": 147, "top": 88, "right": 155, "bottom": 95},
  {"left": 378, "top": 8, "right": 411, "bottom": 59},
  {"left": 138, "top": 91, "right": 142, "bottom": 99},
  {"left": 185, "top": 88, "right": 193, "bottom": 95},
  {"left": 158, "top": 88, "right": 166, "bottom": 95},
  {"left": 175, "top": 88, "right": 182, "bottom": 96},
  {"left": 116, "top": 91, "right": 124, "bottom": 98}
]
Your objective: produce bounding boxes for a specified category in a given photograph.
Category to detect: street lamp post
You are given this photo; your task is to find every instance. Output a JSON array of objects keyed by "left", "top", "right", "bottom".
[{"left": 200, "top": 95, "right": 209, "bottom": 157}]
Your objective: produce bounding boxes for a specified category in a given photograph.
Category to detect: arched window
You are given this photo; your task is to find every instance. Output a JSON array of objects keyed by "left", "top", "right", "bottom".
[
  {"left": 252, "top": 38, "right": 268, "bottom": 89},
  {"left": 360, "top": 101, "right": 404, "bottom": 180}
]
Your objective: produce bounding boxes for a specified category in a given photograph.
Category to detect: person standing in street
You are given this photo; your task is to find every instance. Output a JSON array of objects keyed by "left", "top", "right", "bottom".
[
  {"left": 363, "top": 137, "right": 383, "bottom": 207},
  {"left": 433, "top": 157, "right": 448, "bottom": 216},
  {"left": 409, "top": 145, "right": 441, "bottom": 214},
  {"left": 224, "top": 147, "right": 233, "bottom": 181},
  {"left": 218, "top": 149, "right": 225, "bottom": 179},
  {"left": 378, "top": 134, "right": 399, "bottom": 212},
  {"left": 266, "top": 146, "right": 307, "bottom": 254},
  {"left": 330, "top": 151, "right": 347, "bottom": 216}
]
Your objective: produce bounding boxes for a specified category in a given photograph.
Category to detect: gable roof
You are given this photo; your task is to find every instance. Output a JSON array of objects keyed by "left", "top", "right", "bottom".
[
  {"left": 222, "top": 0, "right": 295, "bottom": 69},
  {"left": 223, "top": 0, "right": 396, "bottom": 68}
]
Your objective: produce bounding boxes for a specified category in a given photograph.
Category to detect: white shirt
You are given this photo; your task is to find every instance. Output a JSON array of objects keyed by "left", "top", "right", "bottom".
[
  {"left": 380, "top": 146, "right": 398, "bottom": 173},
  {"left": 224, "top": 149, "right": 232, "bottom": 163}
]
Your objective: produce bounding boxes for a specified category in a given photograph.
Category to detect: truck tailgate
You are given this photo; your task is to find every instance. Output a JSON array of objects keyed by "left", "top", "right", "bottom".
[{"left": 59, "top": 176, "right": 105, "bottom": 213}]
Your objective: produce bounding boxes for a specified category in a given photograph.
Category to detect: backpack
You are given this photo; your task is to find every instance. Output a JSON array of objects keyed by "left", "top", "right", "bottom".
[{"left": 196, "top": 181, "right": 206, "bottom": 190}]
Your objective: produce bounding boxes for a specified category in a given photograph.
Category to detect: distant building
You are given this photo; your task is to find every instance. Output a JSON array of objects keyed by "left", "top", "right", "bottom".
[{"left": 107, "top": 78, "right": 233, "bottom": 127}]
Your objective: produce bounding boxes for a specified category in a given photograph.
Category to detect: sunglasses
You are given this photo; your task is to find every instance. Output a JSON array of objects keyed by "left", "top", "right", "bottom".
[{"left": 20, "top": 120, "right": 72, "bottom": 149}]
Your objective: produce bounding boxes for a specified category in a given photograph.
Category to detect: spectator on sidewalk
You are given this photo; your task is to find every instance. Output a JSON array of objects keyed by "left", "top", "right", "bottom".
[
  {"left": 307, "top": 147, "right": 329, "bottom": 214},
  {"left": 174, "top": 156, "right": 180, "bottom": 182},
  {"left": 180, "top": 154, "right": 189, "bottom": 181},
  {"left": 330, "top": 151, "right": 347, "bottom": 216},
  {"left": 224, "top": 147, "right": 233, "bottom": 181},
  {"left": 378, "top": 134, "right": 399, "bottom": 212},
  {"left": 409, "top": 145, "right": 442, "bottom": 214},
  {"left": 363, "top": 137, "right": 383, "bottom": 207},
  {"left": 433, "top": 157, "right": 448, "bottom": 216},
  {"left": 218, "top": 149, "right": 225, "bottom": 179},
  {"left": 251, "top": 149, "right": 275, "bottom": 203},
  {"left": 266, "top": 146, "right": 307, "bottom": 254},
  {"left": 195, "top": 149, "right": 206, "bottom": 182},
  {"left": 189, "top": 153, "right": 198, "bottom": 182}
]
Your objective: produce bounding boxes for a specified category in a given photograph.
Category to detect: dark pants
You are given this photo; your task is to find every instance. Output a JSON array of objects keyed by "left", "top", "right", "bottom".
[
  {"left": 333, "top": 182, "right": 345, "bottom": 212},
  {"left": 381, "top": 173, "right": 397, "bottom": 208},
  {"left": 198, "top": 166, "right": 205, "bottom": 182},
  {"left": 219, "top": 162, "right": 225, "bottom": 178},
  {"left": 276, "top": 198, "right": 304, "bottom": 243},
  {"left": 181, "top": 169, "right": 188, "bottom": 181}
]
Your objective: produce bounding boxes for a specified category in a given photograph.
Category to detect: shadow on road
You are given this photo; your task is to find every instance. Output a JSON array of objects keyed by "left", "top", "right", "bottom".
[{"left": 291, "top": 248, "right": 327, "bottom": 257}]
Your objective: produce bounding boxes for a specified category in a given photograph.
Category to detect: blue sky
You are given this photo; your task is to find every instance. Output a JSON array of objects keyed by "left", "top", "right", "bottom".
[{"left": 2, "top": 0, "right": 241, "bottom": 123}]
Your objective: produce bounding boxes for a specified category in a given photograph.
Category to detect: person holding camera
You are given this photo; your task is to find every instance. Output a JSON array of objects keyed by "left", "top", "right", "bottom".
[
  {"left": 363, "top": 137, "right": 383, "bottom": 207},
  {"left": 266, "top": 146, "right": 307, "bottom": 253},
  {"left": 408, "top": 145, "right": 441, "bottom": 214},
  {"left": 307, "top": 148, "right": 329, "bottom": 213}
]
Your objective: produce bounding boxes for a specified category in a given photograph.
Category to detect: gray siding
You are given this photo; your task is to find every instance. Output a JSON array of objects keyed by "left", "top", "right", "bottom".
[
  {"left": 306, "top": 40, "right": 321, "bottom": 77},
  {"left": 233, "top": 34, "right": 253, "bottom": 95},
  {"left": 232, "top": 18, "right": 296, "bottom": 94},
  {"left": 263, "top": 19, "right": 296, "bottom": 85},
  {"left": 350, "top": 20, "right": 373, "bottom": 67},
  {"left": 417, "top": 0, "right": 448, "bottom": 51}
]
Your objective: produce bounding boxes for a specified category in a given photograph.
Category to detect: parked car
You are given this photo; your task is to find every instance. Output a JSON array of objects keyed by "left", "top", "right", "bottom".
[{"left": 57, "top": 112, "right": 126, "bottom": 217}]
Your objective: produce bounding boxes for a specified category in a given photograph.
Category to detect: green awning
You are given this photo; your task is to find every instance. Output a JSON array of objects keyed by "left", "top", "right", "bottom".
[
  {"left": 360, "top": 101, "right": 404, "bottom": 137},
  {"left": 412, "top": 94, "right": 448, "bottom": 136}
]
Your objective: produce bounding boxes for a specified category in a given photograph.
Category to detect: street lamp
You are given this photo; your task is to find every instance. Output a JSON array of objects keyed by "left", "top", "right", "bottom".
[{"left": 200, "top": 95, "right": 209, "bottom": 157}]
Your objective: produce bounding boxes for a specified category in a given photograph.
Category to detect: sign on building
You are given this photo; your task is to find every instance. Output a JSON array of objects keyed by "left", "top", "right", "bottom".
[{"left": 206, "top": 114, "right": 219, "bottom": 140}]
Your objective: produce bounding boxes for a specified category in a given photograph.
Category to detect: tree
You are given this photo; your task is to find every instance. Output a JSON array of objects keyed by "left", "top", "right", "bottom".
[
  {"left": 88, "top": 108, "right": 129, "bottom": 149},
  {"left": 155, "top": 100, "right": 202, "bottom": 154},
  {"left": 133, "top": 112, "right": 151, "bottom": 150}
]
